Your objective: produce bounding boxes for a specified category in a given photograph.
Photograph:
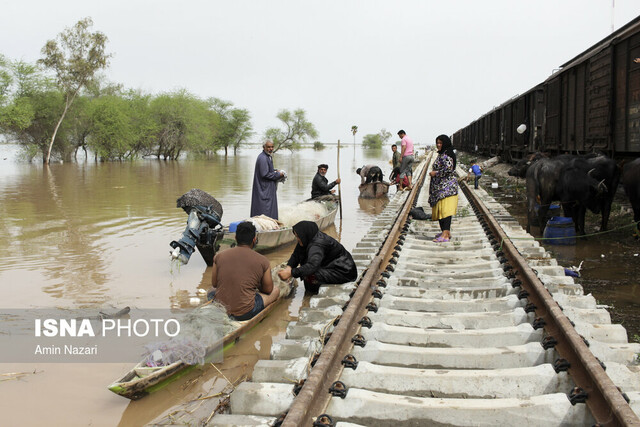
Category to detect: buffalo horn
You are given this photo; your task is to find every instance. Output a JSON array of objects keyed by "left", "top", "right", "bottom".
[{"left": 598, "top": 179, "right": 608, "bottom": 193}]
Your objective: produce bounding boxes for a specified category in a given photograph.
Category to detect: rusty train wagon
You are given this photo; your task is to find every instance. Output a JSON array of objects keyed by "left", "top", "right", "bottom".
[
  {"left": 455, "top": 15, "right": 640, "bottom": 160},
  {"left": 454, "top": 86, "right": 544, "bottom": 162}
]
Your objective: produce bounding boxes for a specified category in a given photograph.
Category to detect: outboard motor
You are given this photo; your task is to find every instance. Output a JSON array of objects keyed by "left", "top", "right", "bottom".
[{"left": 169, "top": 189, "right": 225, "bottom": 266}]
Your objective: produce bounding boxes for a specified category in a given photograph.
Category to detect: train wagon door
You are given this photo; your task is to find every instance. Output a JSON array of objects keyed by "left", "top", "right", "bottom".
[
  {"left": 544, "top": 77, "right": 562, "bottom": 152},
  {"left": 585, "top": 47, "right": 613, "bottom": 152}
]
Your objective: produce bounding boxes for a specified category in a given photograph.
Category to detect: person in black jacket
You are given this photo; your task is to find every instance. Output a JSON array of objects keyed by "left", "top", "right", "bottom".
[
  {"left": 311, "top": 164, "right": 341, "bottom": 199},
  {"left": 277, "top": 221, "right": 357, "bottom": 293}
]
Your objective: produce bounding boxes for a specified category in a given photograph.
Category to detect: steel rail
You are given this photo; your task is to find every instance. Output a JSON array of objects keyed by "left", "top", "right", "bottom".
[
  {"left": 460, "top": 181, "right": 640, "bottom": 427},
  {"left": 281, "top": 154, "right": 431, "bottom": 427}
]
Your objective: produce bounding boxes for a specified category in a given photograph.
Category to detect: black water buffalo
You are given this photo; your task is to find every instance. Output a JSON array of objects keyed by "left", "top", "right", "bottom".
[
  {"left": 508, "top": 152, "right": 549, "bottom": 178},
  {"left": 526, "top": 154, "right": 619, "bottom": 235},
  {"left": 526, "top": 156, "right": 570, "bottom": 233},
  {"left": 582, "top": 155, "right": 621, "bottom": 233},
  {"left": 558, "top": 161, "right": 607, "bottom": 235},
  {"left": 622, "top": 158, "right": 640, "bottom": 228}
]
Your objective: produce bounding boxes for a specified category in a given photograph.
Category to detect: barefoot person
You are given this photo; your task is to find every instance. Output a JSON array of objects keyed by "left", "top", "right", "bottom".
[
  {"left": 429, "top": 134, "right": 458, "bottom": 243},
  {"left": 397, "top": 130, "right": 414, "bottom": 191},
  {"left": 278, "top": 221, "right": 357, "bottom": 293},
  {"left": 208, "top": 221, "right": 279, "bottom": 320}
]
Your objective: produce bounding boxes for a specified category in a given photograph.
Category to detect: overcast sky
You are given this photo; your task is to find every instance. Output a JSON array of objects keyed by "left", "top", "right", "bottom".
[{"left": 2, "top": 0, "right": 640, "bottom": 147}]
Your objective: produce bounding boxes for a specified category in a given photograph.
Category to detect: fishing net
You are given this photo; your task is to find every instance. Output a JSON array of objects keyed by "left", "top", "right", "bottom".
[
  {"left": 279, "top": 201, "right": 330, "bottom": 227},
  {"left": 272, "top": 263, "right": 297, "bottom": 298},
  {"left": 142, "top": 302, "right": 235, "bottom": 366}
]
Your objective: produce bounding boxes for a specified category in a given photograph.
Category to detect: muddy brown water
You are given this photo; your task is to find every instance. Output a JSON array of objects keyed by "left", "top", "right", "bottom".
[
  {"left": 0, "top": 143, "right": 396, "bottom": 426},
  {"left": 483, "top": 173, "right": 640, "bottom": 341}
]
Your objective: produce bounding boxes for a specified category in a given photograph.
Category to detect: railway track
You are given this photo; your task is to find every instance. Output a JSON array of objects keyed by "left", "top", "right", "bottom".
[{"left": 212, "top": 155, "right": 640, "bottom": 426}]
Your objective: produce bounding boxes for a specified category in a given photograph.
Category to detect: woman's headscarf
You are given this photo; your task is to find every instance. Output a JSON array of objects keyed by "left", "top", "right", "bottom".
[
  {"left": 436, "top": 134, "right": 457, "bottom": 170},
  {"left": 292, "top": 221, "right": 319, "bottom": 247}
]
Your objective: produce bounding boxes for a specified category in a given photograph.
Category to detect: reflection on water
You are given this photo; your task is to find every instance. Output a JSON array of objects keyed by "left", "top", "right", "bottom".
[
  {"left": 358, "top": 194, "right": 392, "bottom": 215},
  {"left": 0, "top": 145, "right": 392, "bottom": 309},
  {"left": 0, "top": 143, "right": 395, "bottom": 426}
]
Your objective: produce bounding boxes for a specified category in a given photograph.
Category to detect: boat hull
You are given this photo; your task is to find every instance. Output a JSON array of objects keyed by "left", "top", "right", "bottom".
[
  {"left": 214, "top": 200, "right": 338, "bottom": 259},
  {"left": 359, "top": 182, "right": 390, "bottom": 199},
  {"left": 108, "top": 294, "right": 284, "bottom": 400}
]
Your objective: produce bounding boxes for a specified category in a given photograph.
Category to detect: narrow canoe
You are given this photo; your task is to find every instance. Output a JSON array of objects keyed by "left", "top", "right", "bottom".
[
  {"left": 107, "top": 284, "right": 289, "bottom": 400},
  {"left": 358, "top": 181, "right": 390, "bottom": 199}
]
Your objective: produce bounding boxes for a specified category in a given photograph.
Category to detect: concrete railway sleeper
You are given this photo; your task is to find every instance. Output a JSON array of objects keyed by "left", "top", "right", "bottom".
[{"left": 212, "top": 155, "right": 640, "bottom": 427}]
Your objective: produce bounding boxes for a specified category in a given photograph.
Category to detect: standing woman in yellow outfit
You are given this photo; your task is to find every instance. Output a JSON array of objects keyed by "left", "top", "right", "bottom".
[{"left": 428, "top": 134, "right": 459, "bottom": 242}]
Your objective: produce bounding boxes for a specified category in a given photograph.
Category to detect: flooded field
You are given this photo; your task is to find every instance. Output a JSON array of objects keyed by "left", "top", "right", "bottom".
[
  {"left": 482, "top": 168, "right": 640, "bottom": 341},
  {"left": 0, "top": 143, "right": 394, "bottom": 426}
]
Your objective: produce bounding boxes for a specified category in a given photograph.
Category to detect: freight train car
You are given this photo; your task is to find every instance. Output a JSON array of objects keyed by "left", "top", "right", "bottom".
[
  {"left": 454, "top": 15, "right": 640, "bottom": 161},
  {"left": 454, "top": 86, "right": 544, "bottom": 162}
]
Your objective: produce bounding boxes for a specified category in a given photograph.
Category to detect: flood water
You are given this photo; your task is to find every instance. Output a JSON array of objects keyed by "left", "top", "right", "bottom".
[{"left": 0, "top": 143, "right": 396, "bottom": 426}]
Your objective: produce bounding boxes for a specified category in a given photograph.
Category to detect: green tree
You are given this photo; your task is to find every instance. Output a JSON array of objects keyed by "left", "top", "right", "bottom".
[
  {"left": 39, "top": 17, "right": 111, "bottom": 164},
  {"left": 208, "top": 98, "right": 253, "bottom": 156},
  {"left": 362, "top": 133, "right": 383, "bottom": 148},
  {"left": 379, "top": 128, "right": 392, "bottom": 143},
  {"left": 362, "top": 129, "right": 392, "bottom": 149},
  {"left": 313, "top": 141, "right": 325, "bottom": 150},
  {"left": 0, "top": 60, "right": 40, "bottom": 133},
  {"left": 0, "top": 59, "right": 68, "bottom": 161},
  {"left": 149, "top": 90, "right": 212, "bottom": 160},
  {"left": 265, "top": 108, "right": 318, "bottom": 152},
  {"left": 0, "top": 55, "right": 11, "bottom": 104},
  {"left": 87, "top": 95, "right": 136, "bottom": 160},
  {"left": 66, "top": 94, "right": 92, "bottom": 160},
  {"left": 125, "top": 90, "right": 157, "bottom": 157}
]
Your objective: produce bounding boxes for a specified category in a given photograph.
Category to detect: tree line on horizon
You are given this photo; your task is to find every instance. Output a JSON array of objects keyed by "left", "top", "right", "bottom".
[{"left": 0, "top": 18, "right": 319, "bottom": 163}]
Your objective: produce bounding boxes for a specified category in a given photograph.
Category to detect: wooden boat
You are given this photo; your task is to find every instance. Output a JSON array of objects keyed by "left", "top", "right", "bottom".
[
  {"left": 358, "top": 181, "right": 390, "bottom": 199},
  {"left": 108, "top": 277, "right": 293, "bottom": 400},
  {"left": 215, "top": 197, "right": 339, "bottom": 255}
]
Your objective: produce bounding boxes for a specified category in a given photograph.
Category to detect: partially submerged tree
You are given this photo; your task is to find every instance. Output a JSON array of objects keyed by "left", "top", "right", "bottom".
[
  {"left": 362, "top": 128, "right": 392, "bottom": 149},
  {"left": 149, "top": 90, "right": 212, "bottom": 160},
  {"left": 0, "top": 59, "right": 68, "bottom": 161},
  {"left": 379, "top": 128, "right": 392, "bottom": 144},
  {"left": 265, "top": 108, "right": 318, "bottom": 152},
  {"left": 362, "top": 133, "right": 383, "bottom": 148},
  {"left": 208, "top": 98, "right": 253, "bottom": 155},
  {"left": 39, "top": 17, "right": 111, "bottom": 164}
]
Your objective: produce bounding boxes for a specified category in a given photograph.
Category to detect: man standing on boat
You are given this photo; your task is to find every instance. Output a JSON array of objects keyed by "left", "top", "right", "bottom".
[
  {"left": 208, "top": 221, "right": 280, "bottom": 320},
  {"left": 311, "top": 163, "right": 340, "bottom": 199},
  {"left": 251, "top": 140, "right": 285, "bottom": 220}
]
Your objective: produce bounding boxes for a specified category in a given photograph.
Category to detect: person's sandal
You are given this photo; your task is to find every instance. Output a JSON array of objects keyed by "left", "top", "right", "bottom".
[
  {"left": 435, "top": 232, "right": 443, "bottom": 239},
  {"left": 433, "top": 236, "right": 450, "bottom": 243}
]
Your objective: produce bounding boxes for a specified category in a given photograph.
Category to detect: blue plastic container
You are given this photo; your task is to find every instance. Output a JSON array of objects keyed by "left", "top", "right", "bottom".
[
  {"left": 534, "top": 203, "right": 561, "bottom": 216},
  {"left": 228, "top": 220, "right": 243, "bottom": 232},
  {"left": 543, "top": 216, "right": 576, "bottom": 245}
]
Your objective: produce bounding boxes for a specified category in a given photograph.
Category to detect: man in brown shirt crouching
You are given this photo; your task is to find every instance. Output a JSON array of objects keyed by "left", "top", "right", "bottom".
[{"left": 209, "top": 221, "right": 280, "bottom": 321}]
